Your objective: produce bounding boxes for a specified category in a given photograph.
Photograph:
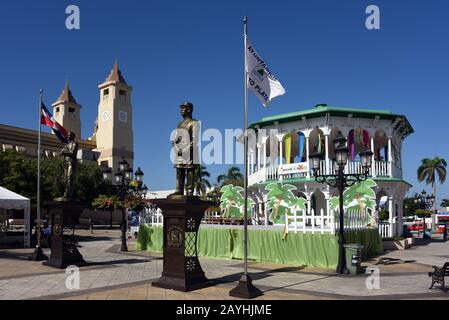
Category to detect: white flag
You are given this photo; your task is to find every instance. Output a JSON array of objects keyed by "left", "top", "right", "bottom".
[{"left": 246, "top": 40, "right": 286, "bottom": 107}]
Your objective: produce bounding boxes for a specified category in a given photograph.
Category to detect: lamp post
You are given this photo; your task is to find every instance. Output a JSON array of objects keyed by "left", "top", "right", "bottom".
[
  {"left": 102, "top": 159, "right": 147, "bottom": 252},
  {"left": 309, "top": 131, "right": 373, "bottom": 274},
  {"left": 102, "top": 167, "right": 114, "bottom": 229}
]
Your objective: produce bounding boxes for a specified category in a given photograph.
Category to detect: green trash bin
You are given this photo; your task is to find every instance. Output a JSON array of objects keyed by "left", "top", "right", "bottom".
[{"left": 344, "top": 244, "right": 364, "bottom": 274}]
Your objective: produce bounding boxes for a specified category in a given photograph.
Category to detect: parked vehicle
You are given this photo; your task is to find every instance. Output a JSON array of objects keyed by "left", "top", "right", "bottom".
[{"left": 408, "top": 221, "right": 425, "bottom": 232}]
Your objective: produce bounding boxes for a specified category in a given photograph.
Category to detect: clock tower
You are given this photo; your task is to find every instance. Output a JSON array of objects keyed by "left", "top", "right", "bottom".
[{"left": 95, "top": 62, "right": 134, "bottom": 172}]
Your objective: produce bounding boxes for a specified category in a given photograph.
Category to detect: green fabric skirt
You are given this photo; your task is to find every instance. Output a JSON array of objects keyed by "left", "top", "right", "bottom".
[{"left": 137, "top": 225, "right": 383, "bottom": 269}]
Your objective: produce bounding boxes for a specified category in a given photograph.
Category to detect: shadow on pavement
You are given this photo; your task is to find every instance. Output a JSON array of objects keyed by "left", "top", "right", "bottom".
[
  {"left": 86, "top": 258, "right": 153, "bottom": 267},
  {"left": 0, "top": 250, "right": 41, "bottom": 261},
  {"left": 211, "top": 266, "right": 337, "bottom": 294},
  {"left": 75, "top": 236, "right": 115, "bottom": 243},
  {"left": 414, "top": 237, "right": 446, "bottom": 246}
]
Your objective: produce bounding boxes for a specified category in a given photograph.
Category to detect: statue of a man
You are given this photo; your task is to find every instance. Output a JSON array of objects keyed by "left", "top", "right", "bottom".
[
  {"left": 170, "top": 102, "right": 200, "bottom": 197},
  {"left": 60, "top": 132, "right": 79, "bottom": 200}
]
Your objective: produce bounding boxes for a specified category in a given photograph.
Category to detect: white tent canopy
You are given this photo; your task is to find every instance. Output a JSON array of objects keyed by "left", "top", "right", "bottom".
[{"left": 0, "top": 186, "right": 31, "bottom": 247}]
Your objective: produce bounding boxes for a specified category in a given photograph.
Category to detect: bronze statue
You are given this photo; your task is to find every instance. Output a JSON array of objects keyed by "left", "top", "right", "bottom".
[
  {"left": 169, "top": 102, "right": 200, "bottom": 198},
  {"left": 60, "top": 132, "right": 79, "bottom": 200}
]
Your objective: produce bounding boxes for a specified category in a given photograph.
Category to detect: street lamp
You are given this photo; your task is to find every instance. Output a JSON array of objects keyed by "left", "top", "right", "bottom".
[
  {"left": 142, "top": 184, "right": 149, "bottom": 197},
  {"left": 103, "top": 159, "right": 149, "bottom": 252},
  {"left": 102, "top": 166, "right": 112, "bottom": 182},
  {"left": 115, "top": 164, "right": 131, "bottom": 252},
  {"left": 309, "top": 131, "right": 373, "bottom": 274},
  {"left": 135, "top": 167, "right": 144, "bottom": 183}
]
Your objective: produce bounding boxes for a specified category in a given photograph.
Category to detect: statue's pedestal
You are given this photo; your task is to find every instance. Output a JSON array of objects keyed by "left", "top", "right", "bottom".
[
  {"left": 42, "top": 200, "right": 88, "bottom": 269},
  {"left": 151, "top": 196, "right": 214, "bottom": 292}
]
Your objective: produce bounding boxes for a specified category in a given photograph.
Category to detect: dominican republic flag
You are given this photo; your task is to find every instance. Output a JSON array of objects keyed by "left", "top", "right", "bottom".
[{"left": 41, "top": 103, "right": 69, "bottom": 144}]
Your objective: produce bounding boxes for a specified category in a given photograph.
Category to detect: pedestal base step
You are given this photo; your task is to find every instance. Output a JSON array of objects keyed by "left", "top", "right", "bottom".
[{"left": 152, "top": 275, "right": 214, "bottom": 292}]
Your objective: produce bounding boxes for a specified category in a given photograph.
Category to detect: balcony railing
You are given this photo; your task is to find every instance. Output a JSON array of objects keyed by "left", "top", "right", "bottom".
[{"left": 249, "top": 159, "right": 397, "bottom": 185}]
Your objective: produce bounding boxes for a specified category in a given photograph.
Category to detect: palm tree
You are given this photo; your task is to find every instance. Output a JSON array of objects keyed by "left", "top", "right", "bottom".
[
  {"left": 417, "top": 157, "right": 447, "bottom": 229},
  {"left": 216, "top": 166, "right": 243, "bottom": 186},
  {"left": 441, "top": 199, "right": 449, "bottom": 207},
  {"left": 194, "top": 165, "right": 212, "bottom": 196},
  {"left": 417, "top": 157, "right": 447, "bottom": 209}
]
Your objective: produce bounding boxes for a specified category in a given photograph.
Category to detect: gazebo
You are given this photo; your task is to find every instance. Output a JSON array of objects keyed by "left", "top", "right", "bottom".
[{"left": 0, "top": 186, "right": 31, "bottom": 248}]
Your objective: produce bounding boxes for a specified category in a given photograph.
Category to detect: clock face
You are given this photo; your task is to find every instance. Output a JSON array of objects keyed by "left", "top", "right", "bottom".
[
  {"left": 119, "top": 111, "right": 128, "bottom": 123},
  {"left": 102, "top": 111, "right": 109, "bottom": 122}
]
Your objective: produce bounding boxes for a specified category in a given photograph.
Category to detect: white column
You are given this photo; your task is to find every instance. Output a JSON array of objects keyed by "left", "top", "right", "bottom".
[
  {"left": 279, "top": 137, "right": 284, "bottom": 166},
  {"left": 324, "top": 133, "right": 330, "bottom": 175},
  {"left": 398, "top": 200, "right": 403, "bottom": 237},
  {"left": 371, "top": 137, "right": 376, "bottom": 177},
  {"left": 305, "top": 136, "right": 310, "bottom": 178},
  {"left": 249, "top": 151, "right": 254, "bottom": 174},
  {"left": 263, "top": 142, "right": 267, "bottom": 168},
  {"left": 388, "top": 137, "right": 393, "bottom": 177},
  {"left": 388, "top": 196, "right": 394, "bottom": 237},
  {"left": 257, "top": 145, "right": 261, "bottom": 171}
]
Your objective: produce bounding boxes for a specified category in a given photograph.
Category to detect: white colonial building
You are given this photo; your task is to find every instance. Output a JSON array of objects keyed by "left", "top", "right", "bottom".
[{"left": 246, "top": 104, "right": 414, "bottom": 237}]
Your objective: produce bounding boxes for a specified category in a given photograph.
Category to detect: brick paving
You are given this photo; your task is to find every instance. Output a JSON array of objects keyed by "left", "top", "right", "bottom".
[{"left": 1, "top": 229, "right": 448, "bottom": 300}]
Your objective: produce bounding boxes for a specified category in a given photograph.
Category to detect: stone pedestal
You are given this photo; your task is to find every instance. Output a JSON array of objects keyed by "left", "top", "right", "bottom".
[
  {"left": 42, "top": 200, "right": 88, "bottom": 269},
  {"left": 151, "top": 196, "right": 214, "bottom": 292}
]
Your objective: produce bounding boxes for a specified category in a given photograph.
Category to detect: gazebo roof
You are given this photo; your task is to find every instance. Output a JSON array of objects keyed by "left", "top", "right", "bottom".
[{"left": 250, "top": 104, "right": 414, "bottom": 137}]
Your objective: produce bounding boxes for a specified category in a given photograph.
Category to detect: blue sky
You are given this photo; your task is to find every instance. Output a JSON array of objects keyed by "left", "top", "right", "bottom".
[{"left": 0, "top": 0, "right": 448, "bottom": 203}]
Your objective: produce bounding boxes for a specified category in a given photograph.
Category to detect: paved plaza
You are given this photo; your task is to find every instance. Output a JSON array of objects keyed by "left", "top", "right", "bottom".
[{"left": 0, "top": 230, "right": 448, "bottom": 300}]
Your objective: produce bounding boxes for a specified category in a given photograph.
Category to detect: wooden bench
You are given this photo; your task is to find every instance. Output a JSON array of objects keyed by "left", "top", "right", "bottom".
[{"left": 428, "top": 262, "right": 449, "bottom": 291}]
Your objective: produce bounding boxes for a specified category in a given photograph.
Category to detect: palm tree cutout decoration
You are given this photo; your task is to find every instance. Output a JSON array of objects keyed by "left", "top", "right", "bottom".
[
  {"left": 219, "top": 184, "right": 255, "bottom": 219},
  {"left": 220, "top": 185, "right": 243, "bottom": 218},
  {"left": 265, "top": 182, "right": 307, "bottom": 239},
  {"left": 266, "top": 183, "right": 296, "bottom": 224},
  {"left": 329, "top": 179, "right": 377, "bottom": 226}
]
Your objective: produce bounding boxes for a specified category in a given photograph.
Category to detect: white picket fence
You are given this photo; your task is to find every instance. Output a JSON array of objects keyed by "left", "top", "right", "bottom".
[
  {"left": 286, "top": 208, "right": 373, "bottom": 235},
  {"left": 142, "top": 208, "right": 163, "bottom": 227},
  {"left": 286, "top": 208, "right": 335, "bottom": 234},
  {"left": 378, "top": 223, "right": 392, "bottom": 238}
]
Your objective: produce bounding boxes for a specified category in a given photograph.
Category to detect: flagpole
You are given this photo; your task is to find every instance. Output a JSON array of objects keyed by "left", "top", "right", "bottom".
[
  {"left": 229, "top": 16, "right": 262, "bottom": 299},
  {"left": 37, "top": 89, "right": 42, "bottom": 248},
  {"left": 243, "top": 16, "right": 249, "bottom": 278},
  {"left": 29, "top": 89, "right": 48, "bottom": 261}
]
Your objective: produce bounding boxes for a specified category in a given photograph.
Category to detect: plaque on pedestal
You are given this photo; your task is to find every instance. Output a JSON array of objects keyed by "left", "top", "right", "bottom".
[
  {"left": 151, "top": 196, "right": 214, "bottom": 292},
  {"left": 42, "top": 200, "right": 88, "bottom": 269}
]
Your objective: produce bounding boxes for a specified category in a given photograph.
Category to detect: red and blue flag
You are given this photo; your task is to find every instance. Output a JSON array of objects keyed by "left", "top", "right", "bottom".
[{"left": 41, "top": 103, "right": 69, "bottom": 144}]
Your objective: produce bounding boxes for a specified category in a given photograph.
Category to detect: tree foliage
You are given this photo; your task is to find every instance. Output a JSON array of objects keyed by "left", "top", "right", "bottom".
[
  {"left": 0, "top": 150, "right": 112, "bottom": 207},
  {"left": 417, "top": 157, "right": 447, "bottom": 209},
  {"left": 194, "top": 165, "right": 212, "bottom": 196},
  {"left": 417, "top": 157, "right": 447, "bottom": 186},
  {"left": 217, "top": 166, "right": 244, "bottom": 186},
  {"left": 403, "top": 197, "right": 426, "bottom": 216}
]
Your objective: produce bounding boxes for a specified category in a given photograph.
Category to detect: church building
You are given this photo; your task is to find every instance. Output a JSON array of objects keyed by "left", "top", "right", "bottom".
[{"left": 0, "top": 62, "right": 134, "bottom": 173}]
